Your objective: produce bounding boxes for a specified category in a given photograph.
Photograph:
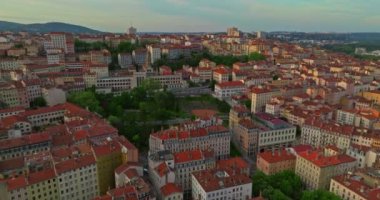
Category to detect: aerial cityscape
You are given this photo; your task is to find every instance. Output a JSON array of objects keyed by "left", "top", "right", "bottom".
[{"left": 1, "top": 1, "right": 380, "bottom": 200}]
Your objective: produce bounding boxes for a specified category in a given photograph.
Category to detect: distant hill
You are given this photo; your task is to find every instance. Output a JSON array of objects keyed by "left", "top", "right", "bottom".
[{"left": 0, "top": 21, "right": 103, "bottom": 34}]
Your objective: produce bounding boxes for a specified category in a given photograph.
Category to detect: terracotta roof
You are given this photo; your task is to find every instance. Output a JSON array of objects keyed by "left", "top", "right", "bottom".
[
  {"left": 213, "top": 68, "right": 229, "bottom": 75},
  {"left": 192, "top": 169, "right": 252, "bottom": 192},
  {"left": 92, "top": 142, "right": 121, "bottom": 158},
  {"left": 0, "top": 132, "right": 51, "bottom": 150},
  {"left": 216, "top": 81, "right": 244, "bottom": 88},
  {"left": 0, "top": 157, "right": 24, "bottom": 171},
  {"left": 154, "top": 162, "right": 170, "bottom": 177},
  {"left": 160, "top": 183, "right": 182, "bottom": 197},
  {"left": 238, "top": 119, "right": 257, "bottom": 129},
  {"left": 115, "top": 162, "right": 141, "bottom": 175},
  {"left": 55, "top": 154, "right": 96, "bottom": 174},
  {"left": 258, "top": 149, "right": 296, "bottom": 163},
  {"left": 217, "top": 157, "right": 249, "bottom": 170},
  {"left": 298, "top": 150, "right": 356, "bottom": 168},
  {"left": 6, "top": 176, "right": 27, "bottom": 191},
  {"left": 332, "top": 174, "right": 379, "bottom": 200},
  {"left": 28, "top": 168, "right": 56, "bottom": 185},
  {"left": 0, "top": 106, "right": 24, "bottom": 114},
  {"left": 174, "top": 150, "right": 203, "bottom": 163}
]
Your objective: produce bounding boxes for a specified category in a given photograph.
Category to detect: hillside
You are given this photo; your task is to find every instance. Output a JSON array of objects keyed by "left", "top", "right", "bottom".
[{"left": 0, "top": 21, "right": 103, "bottom": 34}]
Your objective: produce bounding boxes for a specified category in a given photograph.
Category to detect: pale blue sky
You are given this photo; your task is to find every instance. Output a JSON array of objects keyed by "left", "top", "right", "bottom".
[{"left": 1, "top": 0, "right": 379, "bottom": 32}]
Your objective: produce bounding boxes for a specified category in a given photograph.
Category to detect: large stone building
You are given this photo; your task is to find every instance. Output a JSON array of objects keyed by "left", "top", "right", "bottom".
[
  {"left": 295, "top": 149, "right": 356, "bottom": 190},
  {"left": 149, "top": 126, "right": 231, "bottom": 159},
  {"left": 251, "top": 87, "right": 281, "bottom": 113}
]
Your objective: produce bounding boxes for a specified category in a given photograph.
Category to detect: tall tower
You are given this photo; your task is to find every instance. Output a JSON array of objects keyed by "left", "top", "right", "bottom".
[{"left": 128, "top": 26, "right": 137, "bottom": 35}]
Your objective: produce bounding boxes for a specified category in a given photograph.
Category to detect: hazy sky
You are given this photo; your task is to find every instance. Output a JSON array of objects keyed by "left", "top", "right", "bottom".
[{"left": 1, "top": 0, "right": 380, "bottom": 32}]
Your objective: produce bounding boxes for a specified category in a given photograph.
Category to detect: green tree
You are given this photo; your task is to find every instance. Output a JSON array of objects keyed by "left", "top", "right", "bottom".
[
  {"left": 248, "top": 52, "right": 266, "bottom": 61},
  {"left": 252, "top": 170, "right": 303, "bottom": 200},
  {"left": 30, "top": 97, "right": 47, "bottom": 108},
  {"left": 209, "top": 80, "right": 217, "bottom": 91},
  {"left": 301, "top": 190, "right": 341, "bottom": 200},
  {"left": 117, "top": 41, "right": 136, "bottom": 53},
  {"left": 68, "top": 90, "right": 104, "bottom": 115},
  {"left": 14, "top": 43, "right": 24, "bottom": 49},
  {"left": 252, "top": 171, "right": 270, "bottom": 196},
  {"left": 244, "top": 100, "right": 251, "bottom": 109}
]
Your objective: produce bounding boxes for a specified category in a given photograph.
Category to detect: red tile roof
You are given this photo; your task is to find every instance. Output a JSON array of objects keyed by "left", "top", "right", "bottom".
[
  {"left": 213, "top": 68, "right": 229, "bottom": 75},
  {"left": 258, "top": 149, "right": 296, "bottom": 163},
  {"left": 28, "top": 168, "right": 56, "bottom": 185},
  {"left": 6, "top": 176, "right": 27, "bottom": 191},
  {"left": 0, "top": 132, "right": 51, "bottom": 150},
  {"left": 154, "top": 162, "right": 170, "bottom": 177},
  {"left": 216, "top": 81, "right": 244, "bottom": 88},
  {"left": 174, "top": 149, "right": 213, "bottom": 164},
  {"left": 160, "top": 183, "right": 182, "bottom": 197},
  {"left": 332, "top": 174, "right": 379, "bottom": 200},
  {"left": 0, "top": 157, "right": 24, "bottom": 171},
  {"left": 217, "top": 157, "right": 249, "bottom": 170},
  {"left": 0, "top": 106, "right": 24, "bottom": 114},
  {"left": 298, "top": 150, "right": 356, "bottom": 168},
  {"left": 55, "top": 154, "right": 96, "bottom": 174},
  {"left": 192, "top": 169, "right": 252, "bottom": 192}
]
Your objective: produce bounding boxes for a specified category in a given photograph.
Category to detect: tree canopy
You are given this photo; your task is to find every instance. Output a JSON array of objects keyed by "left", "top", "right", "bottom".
[
  {"left": 30, "top": 97, "right": 47, "bottom": 108},
  {"left": 252, "top": 170, "right": 303, "bottom": 200},
  {"left": 301, "top": 190, "right": 341, "bottom": 200}
]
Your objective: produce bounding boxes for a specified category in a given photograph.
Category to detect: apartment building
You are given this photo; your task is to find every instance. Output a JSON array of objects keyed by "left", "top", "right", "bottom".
[
  {"left": 26, "top": 169, "right": 59, "bottom": 200},
  {"left": 49, "top": 32, "right": 75, "bottom": 54},
  {"left": 149, "top": 126, "right": 231, "bottom": 159},
  {"left": 192, "top": 168, "right": 252, "bottom": 200},
  {"left": 255, "top": 113, "right": 297, "bottom": 152},
  {"left": 118, "top": 53, "right": 133, "bottom": 68},
  {"left": 0, "top": 106, "right": 25, "bottom": 119},
  {"left": 213, "top": 67, "right": 230, "bottom": 83},
  {"left": 2, "top": 168, "right": 59, "bottom": 200},
  {"left": 147, "top": 44, "right": 161, "bottom": 64},
  {"left": 173, "top": 150, "right": 215, "bottom": 198},
  {"left": 148, "top": 73, "right": 184, "bottom": 89},
  {"left": 86, "top": 63, "right": 109, "bottom": 79},
  {"left": 251, "top": 87, "right": 281, "bottom": 113},
  {"left": 214, "top": 81, "right": 245, "bottom": 99},
  {"left": 21, "top": 79, "right": 42, "bottom": 102},
  {"left": 132, "top": 48, "right": 147, "bottom": 66},
  {"left": 336, "top": 108, "right": 379, "bottom": 129},
  {"left": 233, "top": 119, "right": 259, "bottom": 158},
  {"left": 362, "top": 90, "right": 380, "bottom": 105},
  {"left": 55, "top": 154, "right": 99, "bottom": 200},
  {"left": 301, "top": 119, "right": 354, "bottom": 150},
  {"left": 0, "top": 82, "right": 28, "bottom": 108},
  {"left": 96, "top": 75, "right": 133, "bottom": 93},
  {"left": 228, "top": 105, "right": 250, "bottom": 131},
  {"left": 160, "top": 183, "right": 183, "bottom": 200},
  {"left": 89, "top": 50, "right": 112, "bottom": 65},
  {"left": 0, "top": 133, "right": 51, "bottom": 161},
  {"left": 330, "top": 173, "right": 380, "bottom": 200},
  {"left": 256, "top": 149, "right": 296, "bottom": 175},
  {"left": 199, "top": 59, "right": 216, "bottom": 69},
  {"left": 295, "top": 150, "right": 356, "bottom": 190},
  {"left": 195, "top": 67, "right": 213, "bottom": 82}
]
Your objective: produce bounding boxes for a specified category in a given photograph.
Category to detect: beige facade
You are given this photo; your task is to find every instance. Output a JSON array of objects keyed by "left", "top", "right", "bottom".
[
  {"left": 295, "top": 150, "right": 356, "bottom": 190},
  {"left": 251, "top": 88, "right": 281, "bottom": 113}
]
